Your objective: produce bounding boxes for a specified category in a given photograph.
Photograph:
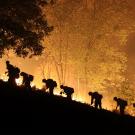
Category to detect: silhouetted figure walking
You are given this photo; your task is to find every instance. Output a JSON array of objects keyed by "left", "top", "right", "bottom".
[
  {"left": 6, "top": 61, "right": 20, "bottom": 87},
  {"left": 20, "top": 72, "right": 34, "bottom": 90},
  {"left": 113, "top": 97, "right": 127, "bottom": 115},
  {"left": 88, "top": 92, "right": 103, "bottom": 109},
  {"left": 42, "top": 79, "right": 57, "bottom": 95},
  {"left": 60, "top": 85, "right": 74, "bottom": 100}
]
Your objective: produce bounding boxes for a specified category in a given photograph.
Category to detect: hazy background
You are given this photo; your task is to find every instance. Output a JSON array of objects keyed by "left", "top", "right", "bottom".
[{"left": 1, "top": 0, "right": 135, "bottom": 114}]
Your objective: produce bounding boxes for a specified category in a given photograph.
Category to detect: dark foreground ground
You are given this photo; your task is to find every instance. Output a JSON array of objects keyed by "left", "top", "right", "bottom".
[{"left": 0, "top": 81, "right": 135, "bottom": 134}]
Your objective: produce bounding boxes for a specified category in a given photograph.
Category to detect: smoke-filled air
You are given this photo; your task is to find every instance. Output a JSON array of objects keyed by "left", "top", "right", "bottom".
[{"left": 1, "top": 0, "right": 135, "bottom": 115}]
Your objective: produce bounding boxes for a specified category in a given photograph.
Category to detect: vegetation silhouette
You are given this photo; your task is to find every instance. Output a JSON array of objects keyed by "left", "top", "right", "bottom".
[
  {"left": 0, "top": 0, "right": 53, "bottom": 57},
  {"left": 60, "top": 85, "right": 74, "bottom": 100},
  {"left": 113, "top": 97, "right": 128, "bottom": 115},
  {"left": 88, "top": 91, "right": 103, "bottom": 109}
]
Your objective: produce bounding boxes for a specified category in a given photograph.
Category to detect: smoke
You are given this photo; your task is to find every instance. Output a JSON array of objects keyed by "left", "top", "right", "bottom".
[{"left": 1, "top": 0, "right": 135, "bottom": 114}]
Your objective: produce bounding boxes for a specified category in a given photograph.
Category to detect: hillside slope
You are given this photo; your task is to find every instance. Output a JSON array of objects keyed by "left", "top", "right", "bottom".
[{"left": 0, "top": 81, "right": 135, "bottom": 133}]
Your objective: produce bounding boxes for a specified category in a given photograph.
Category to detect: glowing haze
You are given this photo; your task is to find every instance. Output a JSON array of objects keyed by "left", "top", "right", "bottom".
[{"left": 1, "top": 0, "right": 135, "bottom": 115}]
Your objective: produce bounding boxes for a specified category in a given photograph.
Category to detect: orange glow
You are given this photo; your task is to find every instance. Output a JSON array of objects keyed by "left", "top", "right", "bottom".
[
  {"left": 73, "top": 95, "right": 86, "bottom": 103},
  {"left": 1, "top": 73, "right": 135, "bottom": 116},
  {"left": 30, "top": 82, "right": 35, "bottom": 88},
  {"left": 15, "top": 78, "right": 22, "bottom": 86},
  {"left": 0, "top": 74, "right": 8, "bottom": 82}
]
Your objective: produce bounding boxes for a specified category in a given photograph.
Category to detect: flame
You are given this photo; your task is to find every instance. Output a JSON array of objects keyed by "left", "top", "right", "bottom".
[
  {"left": 16, "top": 78, "right": 36, "bottom": 87},
  {"left": 73, "top": 95, "right": 86, "bottom": 103},
  {"left": 15, "top": 78, "right": 22, "bottom": 86},
  {"left": 31, "top": 82, "right": 35, "bottom": 87},
  {"left": 0, "top": 74, "right": 8, "bottom": 82}
]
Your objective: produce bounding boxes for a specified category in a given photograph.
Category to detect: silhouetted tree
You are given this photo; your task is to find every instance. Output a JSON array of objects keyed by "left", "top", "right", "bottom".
[
  {"left": 60, "top": 85, "right": 74, "bottom": 100},
  {"left": 20, "top": 72, "right": 34, "bottom": 90},
  {"left": 113, "top": 97, "right": 128, "bottom": 115},
  {"left": 5, "top": 60, "right": 20, "bottom": 87},
  {"left": 42, "top": 78, "right": 57, "bottom": 95},
  {"left": 88, "top": 91, "right": 103, "bottom": 109},
  {"left": 0, "top": 0, "right": 53, "bottom": 57}
]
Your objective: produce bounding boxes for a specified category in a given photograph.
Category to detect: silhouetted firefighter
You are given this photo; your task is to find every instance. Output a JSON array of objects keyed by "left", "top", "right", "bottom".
[
  {"left": 6, "top": 60, "right": 20, "bottom": 87},
  {"left": 60, "top": 85, "right": 74, "bottom": 100},
  {"left": 113, "top": 97, "right": 127, "bottom": 115},
  {"left": 20, "top": 72, "right": 34, "bottom": 90},
  {"left": 88, "top": 92, "right": 103, "bottom": 109},
  {"left": 42, "top": 79, "right": 57, "bottom": 95}
]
